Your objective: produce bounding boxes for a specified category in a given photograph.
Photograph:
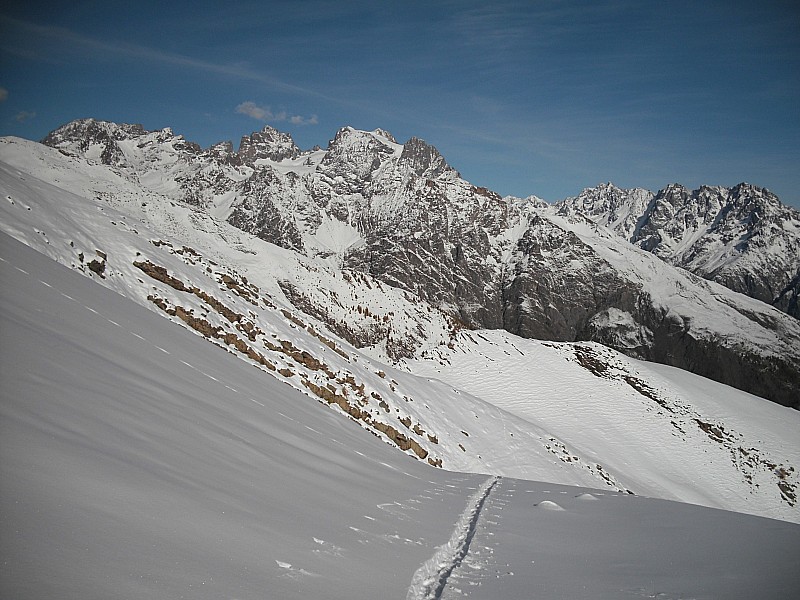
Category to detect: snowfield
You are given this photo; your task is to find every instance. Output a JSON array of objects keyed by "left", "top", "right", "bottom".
[
  {"left": 408, "top": 330, "right": 800, "bottom": 522},
  {"left": 2, "top": 229, "right": 799, "bottom": 599}
]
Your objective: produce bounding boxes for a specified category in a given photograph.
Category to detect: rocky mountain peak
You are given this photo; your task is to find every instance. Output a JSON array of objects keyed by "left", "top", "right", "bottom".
[
  {"left": 41, "top": 118, "right": 148, "bottom": 147},
  {"left": 372, "top": 128, "right": 397, "bottom": 143},
  {"left": 319, "top": 126, "right": 400, "bottom": 185},
  {"left": 557, "top": 183, "right": 654, "bottom": 241},
  {"left": 42, "top": 119, "right": 145, "bottom": 165},
  {"left": 653, "top": 183, "right": 690, "bottom": 205},
  {"left": 201, "top": 141, "right": 241, "bottom": 166},
  {"left": 41, "top": 118, "right": 203, "bottom": 167},
  {"left": 399, "top": 136, "right": 452, "bottom": 180},
  {"left": 236, "top": 125, "right": 301, "bottom": 164}
]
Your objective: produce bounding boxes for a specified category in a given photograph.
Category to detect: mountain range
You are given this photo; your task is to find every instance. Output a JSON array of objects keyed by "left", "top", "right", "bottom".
[
  {"left": 37, "top": 119, "right": 800, "bottom": 408},
  {"left": 559, "top": 181, "right": 800, "bottom": 318},
  {"left": 1, "top": 118, "right": 799, "bottom": 596}
]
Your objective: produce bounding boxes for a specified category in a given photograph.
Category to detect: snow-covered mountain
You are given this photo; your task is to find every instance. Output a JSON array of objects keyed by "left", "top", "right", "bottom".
[
  {"left": 559, "top": 182, "right": 800, "bottom": 319},
  {"left": 3, "top": 120, "right": 800, "bottom": 517},
  {"left": 2, "top": 118, "right": 800, "bottom": 595},
  {"left": 34, "top": 119, "right": 800, "bottom": 409}
]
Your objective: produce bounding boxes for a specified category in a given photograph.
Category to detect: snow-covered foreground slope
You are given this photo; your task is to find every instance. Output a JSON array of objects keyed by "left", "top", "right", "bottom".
[
  {"left": 0, "top": 233, "right": 475, "bottom": 599},
  {"left": 3, "top": 233, "right": 800, "bottom": 599}
]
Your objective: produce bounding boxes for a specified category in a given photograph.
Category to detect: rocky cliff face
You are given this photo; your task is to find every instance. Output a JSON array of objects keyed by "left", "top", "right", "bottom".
[{"left": 40, "top": 119, "right": 800, "bottom": 407}]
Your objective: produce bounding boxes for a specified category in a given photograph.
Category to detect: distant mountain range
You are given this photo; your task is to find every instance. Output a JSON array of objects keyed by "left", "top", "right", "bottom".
[{"left": 558, "top": 181, "right": 800, "bottom": 318}]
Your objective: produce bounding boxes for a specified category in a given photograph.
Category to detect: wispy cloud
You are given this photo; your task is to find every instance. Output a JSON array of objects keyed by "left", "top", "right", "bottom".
[
  {"left": 236, "top": 101, "right": 318, "bottom": 126},
  {"left": 0, "top": 16, "right": 334, "bottom": 102},
  {"left": 236, "top": 101, "right": 269, "bottom": 121},
  {"left": 0, "top": 16, "right": 416, "bottom": 129},
  {"left": 14, "top": 110, "right": 36, "bottom": 122},
  {"left": 0, "top": 87, "right": 8, "bottom": 102},
  {"left": 290, "top": 114, "right": 318, "bottom": 126}
]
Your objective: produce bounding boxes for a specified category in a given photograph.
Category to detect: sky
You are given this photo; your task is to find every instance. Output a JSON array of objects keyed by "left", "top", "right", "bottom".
[{"left": 1, "top": 0, "right": 799, "bottom": 206}]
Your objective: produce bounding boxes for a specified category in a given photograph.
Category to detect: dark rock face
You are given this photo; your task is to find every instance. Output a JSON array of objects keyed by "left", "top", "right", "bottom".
[
  {"left": 502, "top": 215, "right": 639, "bottom": 342},
  {"left": 399, "top": 137, "right": 453, "bottom": 179},
  {"left": 227, "top": 168, "right": 305, "bottom": 252},
  {"left": 343, "top": 176, "right": 508, "bottom": 329},
  {"left": 774, "top": 273, "right": 800, "bottom": 317},
  {"left": 203, "top": 141, "right": 241, "bottom": 167},
  {"left": 639, "top": 299, "right": 800, "bottom": 408}
]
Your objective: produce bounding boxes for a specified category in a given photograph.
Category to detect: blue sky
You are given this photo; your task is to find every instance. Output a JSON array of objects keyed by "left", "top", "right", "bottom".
[{"left": 1, "top": 1, "right": 799, "bottom": 206}]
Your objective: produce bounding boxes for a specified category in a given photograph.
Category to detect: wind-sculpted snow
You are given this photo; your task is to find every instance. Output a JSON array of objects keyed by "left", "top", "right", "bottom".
[{"left": 409, "top": 329, "right": 800, "bottom": 522}]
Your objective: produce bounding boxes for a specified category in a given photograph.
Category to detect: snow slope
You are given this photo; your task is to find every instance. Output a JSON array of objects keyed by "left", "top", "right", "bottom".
[
  {"left": 0, "top": 232, "right": 476, "bottom": 599},
  {"left": 3, "top": 230, "right": 800, "bottom": 599},
  {"left": 408, "top": 330, "right": 800, "bottom": 522}
]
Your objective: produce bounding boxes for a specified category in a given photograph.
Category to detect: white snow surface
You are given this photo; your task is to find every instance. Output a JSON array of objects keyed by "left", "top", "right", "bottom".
[
  {"left": 1, "top": 130, "right": 800, "bottom": 596},
  {"left": 408, "top": 330, "right": 800, "bottom": 522},
  {"left": 407, "top": 476, "right": 499, "bottom": 600},
  {"left": 2, "top": 230, "right": 799, "bottom": 599}
]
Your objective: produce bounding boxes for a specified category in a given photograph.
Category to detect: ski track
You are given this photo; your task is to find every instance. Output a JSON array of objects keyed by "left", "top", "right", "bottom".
[{"left": 406, "top": 475, "right": 500, "bottom": 600}]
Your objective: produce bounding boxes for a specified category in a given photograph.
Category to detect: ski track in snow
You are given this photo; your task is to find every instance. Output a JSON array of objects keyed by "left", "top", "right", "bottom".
[{"left": 406, "top": 475, "right": 500, "bottom": 600}]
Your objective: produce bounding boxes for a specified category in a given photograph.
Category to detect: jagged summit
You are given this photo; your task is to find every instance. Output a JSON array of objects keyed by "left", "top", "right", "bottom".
[
  {"left": 237, "top": 124, "right": 301, "bottom": 163},
  {"left": 559, "top": 182, "right": 654, "bottom": 240},
  {"left": 42, "top": 118, "right": 149, "bottom": 145},
  {"left": 400, "top": 136, "right": 453, "bottom": 179},
  {"left": 41, "top": 118, "right": 202, "bottom": 168},
  {"left": 371, "top": 127, "right": 397, "bottom": 143}
]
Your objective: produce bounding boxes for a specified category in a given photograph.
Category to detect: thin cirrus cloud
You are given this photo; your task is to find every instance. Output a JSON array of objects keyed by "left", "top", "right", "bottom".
[
  {"left": 0, "top": 16, "right": 334, "bottom": 104},
  {"left": 235, "top": 101, "right": 318, "bottom": 126}
]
